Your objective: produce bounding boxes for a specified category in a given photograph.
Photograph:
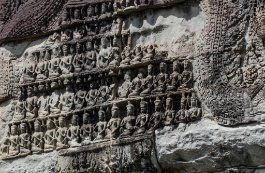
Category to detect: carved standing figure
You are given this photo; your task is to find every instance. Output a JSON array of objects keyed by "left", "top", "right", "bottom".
[
  {"left": 73, "top": 43, "right": 85, "bottom": 73},
  {"left": 60, "top": 45, "right": 74, "bottom": 76},
  {"left": 84, "top": 41, "right": 96, "bottom": 71},
  {"left": 163, "top": 96, "right": 175, "bottom": 125},
  {"left": 19, "top": 123, "right": 31, "bottom": 155},
  {"left": 9, "top": 124, "right": 20, "bottom": 156}
]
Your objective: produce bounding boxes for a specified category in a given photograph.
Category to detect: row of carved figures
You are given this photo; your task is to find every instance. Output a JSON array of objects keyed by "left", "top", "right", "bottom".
[
  {"left": 20, "top": 41, "right": 163, "bottom": 84},
  {"left": 63, "top": 2, "right": 114, "bottom": 23},
  {"left": 2, "top": 94, "right": 201, "bottom": 158},
  {"left": 16, "top": 62, "right": 192, "bottom": 121},
  {"left": 49, "top": 20, "right": 121, "bottom": 44},
  {"left": 15, "top": 60, "right": 193, "bottom": 122}
]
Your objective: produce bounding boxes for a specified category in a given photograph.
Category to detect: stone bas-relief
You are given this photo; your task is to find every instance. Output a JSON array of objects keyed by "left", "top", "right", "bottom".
[{"left": 0, "top": 0, "right": 265, "bottom": 172}]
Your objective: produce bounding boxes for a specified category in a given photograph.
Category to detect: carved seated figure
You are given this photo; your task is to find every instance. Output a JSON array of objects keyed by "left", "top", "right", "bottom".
[
  {"left": 118, "top": 71, "right": 132, "bottom": 98},
  {"left": 120, "top": 46, "right": 132, "bottom": 66},
  {"left": 152, "top": 62, "right": 168, "bottom": 94},
  {"left": 97, "top": 38, "right": 111, "bottom": 68},
  {"left": 131, "top": 46, "right": 143, "bottom": 65},
  {"left": 80, "top": 112, "right": 94, "bottom": 144},
  {"left": 67, "top": 114, "right": 80, "bottom": 147},
  {"left": 94, "top": 108, "right": 107, "bottom": 140},
  {"left": 38, "top": 97, "right": 50, "bottom": 118},
  {"left": 163, "top": 97, "right": 175, "bottom": 126},
  {"left": 73, "top": 43, "right": 85, "bottom": 73},
  {"left": 13, "top": 100, "right": 26, "bottom": 122},
  {"left": 179, "top": 60, "right": 193, "bottom": 89},
  {"left": 120, "top": 102, "right": 136, "bottom": 137},
  {"left": 31, "top": 120, "right": 44, "bottom": 154},
  {"left": 56, "top": 116, "right": 69, "bottom": 149},
  {"left": 19, "top": 123, "right": 31, "bottom": 155},
  {"left": 87, "top": 5, "right": 95, "bottom": 18},
  {"left": 148, "top": 97, "right": 163, "bottom": 130},
  {"left": 84, "top": 41, "right": 96, "bottom": 71},
  {"left": 74, "top": 84, "right": 86, "bottom": 110},
  {"left": 35, "top": 51, "right": 49, "bottom": 81},
  {"left": 167, "top": 60, "right": 181, "bottom": 91},
  {"left": 20, "top": 61, "right": 36, "bottom": 83},
  {"left": 97, "top": 79, "right": 110, "bottom": 104},
  {"left": 1, "top": 134, "right": 10, "bottom": 157},
  {"left": 60, "top": 45, "right": 74, "bottom": 76},
  {"left": 135, "top": 100, "right": 149, "bottom": 134},
  {"left": 59, "top": 80, "right": 74, "bottom": 114},
  {"left": 25, "top": 86, "right": 39, "bottom": 119},
  {"left": 49, "top": 48, "right": 61, "bottom": 79},
  {"left": 48, "top": 94, "right": 61, "bottom": 115},
  {"left": 86, "top": 82, "right": 98, "bottom": 107},
  {"left": 44, "top": 119, "right": 57, "bottom": 151},
  {"left": 140, "top": 64, "right": 154, "bottom": 96},
  {"left": 175, "top": 94, "right": 188, "bottom": 123},
  {"left": 9, "top": 124, "right": 20, "bottom": 156},
  {"left": 128, "top": 70, "right": 144, "bottom": 97},
  {"left": 187, "top": 93, "right": 202, "bottom": 121},
  {"left": 142, "top": 44, "right": 156, "bottom": 62},
  {"left": 109, "top": 38, "right": 121, "bottom": 74},
  {"left": 105, "top": 104, "right": 121, "bottom": 139}
]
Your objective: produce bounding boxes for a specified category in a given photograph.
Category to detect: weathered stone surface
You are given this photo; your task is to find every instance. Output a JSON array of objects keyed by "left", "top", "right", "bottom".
[{"left": 156, "top": 118, "right": 265, "bottom": 172}]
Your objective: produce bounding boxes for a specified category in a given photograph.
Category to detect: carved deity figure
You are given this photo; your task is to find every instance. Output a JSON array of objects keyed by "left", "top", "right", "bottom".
[
  {"left": 9, "top": 124, "right": 20, "bottom": 156},
  {"left": 56, "top": 116, "right": 69, "bottom": 149},
  {"left": 19, "top": 123, "right": 31, "bottom": 154},
  {"left": 135, "top": 100, "right": 149, "bottom": 134},
  {"left": 94, "top": 108, "right": 107, "bottom": 140},
  {"left": 31, "top": 120, "right": 44, "bottom": 153},
  {"left": 73, "top": 43, "right": 85, "bottom": 73},
  {"left": 131, "top": 45, "right": 143, "bottom": 65},
  {"left": 120, "top": 101, "right": 136, "bottom": 136},
  {"left": 175, "top": 93, "right": 188, "bottom": 123},
  {"left": 109, "top": 37, "right": 121, "bottom": 75},
  {"left": 142, "top": 44, "right": 156, "bottom": 62},
  {"left": 60, "top": 45, "right": 74, "bottom": 76},
  {"left": 61, "top": 30, "right": 72, "bottom": 42},
  {"left": 13, "top": 89, "right": 26, "bottom": 121},
  {"left": 59, "top": 80, "right": 74, "bottom": 114},
  {"left": 36, "top": 50, "right": 49, "bottom": 81},
  {"left": 149, "top": 97, "right": 163, "bottom": 130},
  {"left": 74, "top": 83, "right": 86, "bottom": 110},
  {"left": 68, "top": 114, "right": 80, "bottom": 147},
  {"left": 129, "top": 70, "right": 144, "bottom": 97},
  {"left": 141, "top": 64, "right": 154, "bottom": 96},
  {"left": 152, "top": 62, "right": 168, "bottom": 94},
  {"left": 49, "top": 47, "right": 61, "bottom": 79},
  {"left": 73, "top": 27, "right": 84, "bottom": 40},
  {"left": 86, "top": 82, "right": 98, "bottom": 107},
  {"left": 163, "top": 97, "right": 175, "bottom": 125},
  {"left": 179, "top": 60, "right": 193, "bottom": 89},
  {"left": 1, "top": 133, "right": 10, "bottom": 156},
  {"left": 167, "top": 60, "right": 182, "bottom": 91},
  {"left": 80, "top": 112, "right": 94, "bottom": 144},
  {"left": 84, "top": 41, "right": 96, "bottom": 71},
  {"left": 74, "top": 8, "right": 81, "bottom": 20},
  {"left": 120, "top": 46, "right": 132, "bottom": 66},
  {"left": 44, "top": 119, "right": 56, "bottom": 151},
  {"left": 87, "top": 5, "right": 95, "bottom": 17},
  {"left": 97, "top": 38, "right": 111, "bottom": 68},
  {"left": 97, "top": 79, "right": 110, "bottom": 104},
  {"left": 21, "top": 60, "right": 36, "bottom": 83},
  {"left": 187, "top": 93, "right": 202, "bottom": 121},
  {"left": 25, "top": 86, "right": 39, "bottom": 119},
  {"left": 106, "top": 104, "right": 121, "bottom": 139},
  {"left": 118, "top": 71, "right": 132, "bottom": 98},
  {"left": 38, "top": 96, "right": 50, "bottom": 118},
  {"left": 48, "top": 94, "right": 61, "bottom": 115}
]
